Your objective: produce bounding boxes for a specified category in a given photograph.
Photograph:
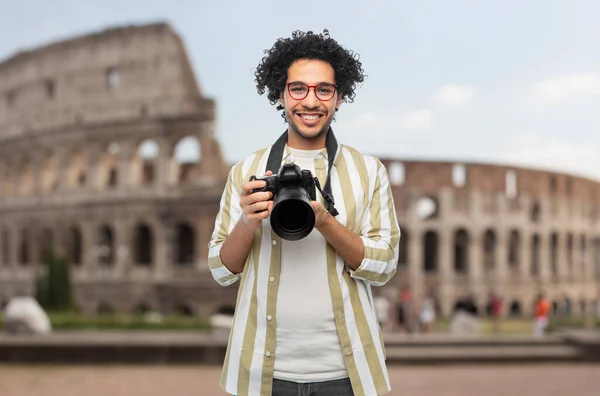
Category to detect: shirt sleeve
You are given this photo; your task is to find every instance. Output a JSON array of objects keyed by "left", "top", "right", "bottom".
[
  {"left": 348, "top": 161, "right": 401, "bottom": 286},
  {"left": 207, "top": 164, "right": 243, "bottom": 286}
]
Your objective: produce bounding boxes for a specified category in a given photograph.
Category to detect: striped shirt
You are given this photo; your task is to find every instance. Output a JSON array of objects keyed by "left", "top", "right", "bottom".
[{"left": 208, "top": 142, "right": 401, "bottom": 396}]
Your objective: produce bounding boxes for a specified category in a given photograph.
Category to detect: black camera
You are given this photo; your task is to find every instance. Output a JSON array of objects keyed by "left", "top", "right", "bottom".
[{"left": 250, "top": 163, "right": 317, "bottom": 241}]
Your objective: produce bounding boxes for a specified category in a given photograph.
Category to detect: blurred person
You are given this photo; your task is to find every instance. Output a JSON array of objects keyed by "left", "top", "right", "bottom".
[
  {"left": 533, "top": 293, "right": 551, "bottom": 337},
  {"left": 374, "top": 293, "right": 391, "bottom": 331},
  {"left": 208, "top": 30, "right": 401, "bottom": 396},
  {"left": 490, "top": 293, "right": 503, "bottom": 334},
  {"left": 419, "top": 296, "right": 436, "bottom": 333}
]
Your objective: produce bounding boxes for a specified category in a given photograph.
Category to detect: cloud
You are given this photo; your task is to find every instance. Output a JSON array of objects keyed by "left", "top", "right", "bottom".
[
  {"left": 533, "top": 73, "right": 600, "bottom": 104},
  {"left": 432, "top": 84, "right": 478, "bottom": 107},
  {"left": 400, "top": 109, "right": 434, "bottom": 129},
  {"left": 499, "top": 133, "right": 600, "bottom": 181}
]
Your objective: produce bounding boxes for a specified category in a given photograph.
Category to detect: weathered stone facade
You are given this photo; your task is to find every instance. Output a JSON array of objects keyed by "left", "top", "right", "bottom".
[
  {"left": 0, "top": 23, "right": 235, "bottom": 317},
  {"left": 0, "top": 23, "right": 598, "bottom": 319}
]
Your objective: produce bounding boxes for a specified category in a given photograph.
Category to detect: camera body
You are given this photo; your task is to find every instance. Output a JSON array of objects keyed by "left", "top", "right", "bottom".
[{"left": 250, "top": 163, "right": 317, "bottom": 241}]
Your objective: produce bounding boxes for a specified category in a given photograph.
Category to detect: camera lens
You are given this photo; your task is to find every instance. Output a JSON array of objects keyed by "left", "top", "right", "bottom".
[{"left": 270, "top": 187, "right": 315, "bottom": 241}]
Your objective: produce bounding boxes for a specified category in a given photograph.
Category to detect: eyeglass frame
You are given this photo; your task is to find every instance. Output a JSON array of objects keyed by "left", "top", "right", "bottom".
[{"left": 286, "top": 81, "right": 338, "bottom": 101}]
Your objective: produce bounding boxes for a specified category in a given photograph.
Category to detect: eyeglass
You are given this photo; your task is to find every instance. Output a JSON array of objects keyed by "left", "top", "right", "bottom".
[{"left": 287, "top": 81, "right": 337, "bottom": 101}]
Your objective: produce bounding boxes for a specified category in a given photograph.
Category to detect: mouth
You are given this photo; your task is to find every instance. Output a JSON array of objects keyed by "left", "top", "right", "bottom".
[{"left": 295, "top": 112, "right": 325, "bottom": 126}]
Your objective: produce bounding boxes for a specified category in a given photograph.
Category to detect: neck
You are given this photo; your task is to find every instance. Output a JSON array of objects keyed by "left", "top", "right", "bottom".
[{"left": 286, "top": 127, "right": 327, "bottom": 150}]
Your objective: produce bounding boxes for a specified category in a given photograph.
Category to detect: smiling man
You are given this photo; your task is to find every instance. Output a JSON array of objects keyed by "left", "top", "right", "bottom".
[{"left": 208, "top": 30, "right": 401, "bottom": 396}]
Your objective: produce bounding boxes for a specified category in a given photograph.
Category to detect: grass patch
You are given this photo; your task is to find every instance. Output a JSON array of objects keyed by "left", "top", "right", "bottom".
[{"left": 0, "top": 311, "right": 212, "bottom": 331}]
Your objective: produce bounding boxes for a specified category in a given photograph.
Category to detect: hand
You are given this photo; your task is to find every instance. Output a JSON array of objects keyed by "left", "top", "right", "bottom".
[
  {"left": 240, "top": 171, "right": 274, "bottom": 229},
  {"left": 311, "top": 200, "right": 331, "bottom": 230}
]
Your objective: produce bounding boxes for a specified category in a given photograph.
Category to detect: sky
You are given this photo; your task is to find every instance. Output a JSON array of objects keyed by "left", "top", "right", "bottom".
[{"left": 1, "top": 0, "right": 599, "bottom": 180}]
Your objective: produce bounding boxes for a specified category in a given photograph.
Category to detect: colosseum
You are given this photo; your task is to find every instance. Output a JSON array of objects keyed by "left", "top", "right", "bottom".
[{"left": 0, "top": 22, "right": 598, "bottom": 320}]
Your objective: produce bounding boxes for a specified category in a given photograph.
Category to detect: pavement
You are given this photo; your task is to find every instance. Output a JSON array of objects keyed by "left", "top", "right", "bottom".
[{"left": 1, "top": 364, "right": 599, "bottom": 396}]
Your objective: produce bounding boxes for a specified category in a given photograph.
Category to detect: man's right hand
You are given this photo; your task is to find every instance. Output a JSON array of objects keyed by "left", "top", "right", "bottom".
[{"left": 239, "top": 170, "right": 274, "bottom": 229}]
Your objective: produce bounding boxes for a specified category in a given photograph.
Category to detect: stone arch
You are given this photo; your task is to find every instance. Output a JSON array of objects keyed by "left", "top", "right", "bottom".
[
  {"left": 173, "top": 136, "right": 201, "bottom": 183},
  {"left": 134, "top": 223, "right": 153, "bottom": 266},
  {"left": 423, "top": 230, "right": 438, "bottom": 273},
  {"left": 508, "top": 300, "right": 522, "bottom": 317},
  {"left": 68, "top": 226, "right": 83, "bottom": 266},
  {"left": 398, "top": 226, "right": 409, "bottom": 267},
  {"left": 133, "top": 138, "right": 159, "bottom": 186},
  {"left": 550, "top": 232, "right": 559, "bottom": 276},
  {"left": 41, "top": 150, "right": 58, "bottom": 193},
  {"left": 97, "top": 225, "right": 115, "bottom": 266},
  {"left": 508, "top": 229, "right": 520, "bottom": 270},
  {"left": 67, "top": 148, "right": 87, "bottom": 188},
  {"left": 483, "top": 228, "right": 496, "bottom": 270},
  {"left": 19, "top": 228, "right": 30, "bottom": 265},
  {"left": 18, "top": 157, "right": 34, "bottom": 195},
  {"left": 453, "top": 228, "right": 469, "bottom": 274},
  {"left": 416, "top": 196, "right": 439, "bottom": 220},
  {"left": 99, "top": 142, "right": 120, "bottom": 188},
  {"left": 531, "top": 234, "right": 540, "bottom": 276},
  {"left": 175, "top": 222, "right": 195, "bottom": 265}
]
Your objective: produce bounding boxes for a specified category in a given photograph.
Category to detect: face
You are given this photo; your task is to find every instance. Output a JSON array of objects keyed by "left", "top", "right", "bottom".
[{"left": 281, "top": 59, "right": 343, "bottom": 144}]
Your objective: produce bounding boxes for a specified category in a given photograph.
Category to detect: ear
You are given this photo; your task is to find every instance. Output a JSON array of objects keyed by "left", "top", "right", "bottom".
[
  {"left": 335, "top": 94, "right": 343, "bottom": 110},
  {"left": 280, "top": 91, "right": 285, "bottom": 107}
]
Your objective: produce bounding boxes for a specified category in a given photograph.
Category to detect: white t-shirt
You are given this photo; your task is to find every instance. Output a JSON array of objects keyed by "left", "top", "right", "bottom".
[{"left": 273, "top": 147, "right": 348, "bottom": 383}]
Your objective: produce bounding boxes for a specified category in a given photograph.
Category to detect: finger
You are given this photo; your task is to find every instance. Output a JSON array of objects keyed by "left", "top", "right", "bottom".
[
  {"left": 241, "top": 191, "right": 272, "bottom": 207},
  {"left": 246, "top": 201, "right": 271, "bottom": 214},
  {"left": 241, "top": 181, "right": 268, "bottom": 196}
]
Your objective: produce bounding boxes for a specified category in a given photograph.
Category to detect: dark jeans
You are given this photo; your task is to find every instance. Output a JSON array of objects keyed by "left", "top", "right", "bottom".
[
  {"left": 234, "top": 377, "right": 354, "bottom": 396},
  {"left": 272, "top": 377, "right": 354, "bottom": 396}
]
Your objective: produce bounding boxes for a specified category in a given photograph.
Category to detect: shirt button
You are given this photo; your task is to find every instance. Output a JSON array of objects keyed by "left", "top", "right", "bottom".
[
  {"left": 267, "top": 315, "right": 272, "bottom": 321},
  {"left": 270, "top": 277, "right": 275, "bottom": 282},
  {"left": 272, "top": 240, "right": 277, "bottom": 245},
  {"left": 266, "top": 351, "right": 271, "bottom": 357}
]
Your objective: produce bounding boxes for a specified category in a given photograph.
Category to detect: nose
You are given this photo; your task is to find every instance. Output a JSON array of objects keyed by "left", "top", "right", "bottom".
[{"left": 302, "top": 87, "right": 320, "bottom": 108}]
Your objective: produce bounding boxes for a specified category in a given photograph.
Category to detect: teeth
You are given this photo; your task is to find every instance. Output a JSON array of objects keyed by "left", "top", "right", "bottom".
[{"left": 301, "top": 114, "right": 319, "bottom": 120}]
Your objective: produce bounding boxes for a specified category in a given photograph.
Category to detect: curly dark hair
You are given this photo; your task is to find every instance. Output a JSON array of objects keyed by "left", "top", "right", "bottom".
[{"left": 254, "top": 29, "right": 365, "bottom": 120}]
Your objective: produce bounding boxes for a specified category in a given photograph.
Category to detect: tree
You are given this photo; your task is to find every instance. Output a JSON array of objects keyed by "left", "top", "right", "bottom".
[{"left": 35, "top": 249, "right": 74, "bottom": 312}]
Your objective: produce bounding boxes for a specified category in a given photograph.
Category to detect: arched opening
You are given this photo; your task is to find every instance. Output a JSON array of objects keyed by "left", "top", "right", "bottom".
[
  {"left": 389, "top": 162, "right": 405, "bottom": 185},
  {"left": 531, "top": 234, "right": 540, "bottom": 276},
  {"left": 19, "top": 229, "right": 29, "bottom": 265},
  {"left": 423, "top": 230, "right": 438, "bottom": 273},
  {"left": 416, "top": 196, "right": 439, "bottom": 220},
  {"left": 40, "top": 228, "right": 54, "bottom": 263},
  {"left": 100, "top": 142, "right": 119, "bottom": 188},
  {"left": 174, "top": 136, "right": 201, "bottom": 183},
  {"left": 176, "top": 223, "right": 195, "bottom": 265},
  {"left": 68, "top": 227, "right": 83, "bottom": 266},
  {"left": 175, "top": 304, "right": 194, "bottom": 317},
  {"left": 133, "top": 303, "right": 152, "bottom": 315},
  {"left": 67, "top": 148, "right": 86, "bottom": 188},
  {"left": 567, "top": 233, "right": 573, "bottom": 274},
  {"left": 509, "top": 301, "right": 522, "bottom": 317},
  {"left": 508, "top": 230, "right": 520, "bottom": 270},
  {"left": 216, "top": 305, "right": 235, "bottom": 316},
  {"left": 483, "top": 229, "right": 496, "bottom": 270},
  {"left": 18, "top": 158, "right": 34, "bottom": 195},
  {"left": 398, "top": 226, "right": 409, "bottom": 267},
  {"left": 97, "top": 302, "right": 115, "bottom": 315},
  {"left": 97, "top": 226, "right": 115, "bottom": 266},
  {"left": 550, "top": 233, "right": 559, "bottom": 276},
  {"left": 136, "top": 139, "right": 159, "bottom": 185},
  {"left": 452, "top": 164, "right": 467, "bottom": 187},
  {"left": 453, "top": 229, "right": 469, "bottom": 274},
  {"left": 530, "top": 201, "right": 541, "bottom": 223},
  {"left": 134, "top": 223, "right": 153, "bottom": 266},
  {"left": 2, "top": 229, "right": 10, "bottom": 266},
  {"left": 41, "top": 151, "right": 58, "bottom": 193}
]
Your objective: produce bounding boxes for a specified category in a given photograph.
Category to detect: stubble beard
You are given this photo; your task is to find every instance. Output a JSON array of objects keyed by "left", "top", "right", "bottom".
[{"left": 287, "top": 111, "right": 332, "bottom": 142}]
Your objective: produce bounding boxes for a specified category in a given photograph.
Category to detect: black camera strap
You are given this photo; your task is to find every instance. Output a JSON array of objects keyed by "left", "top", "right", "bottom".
[{"left": 266, "top": 128, "right": 339, "bottom": 216}]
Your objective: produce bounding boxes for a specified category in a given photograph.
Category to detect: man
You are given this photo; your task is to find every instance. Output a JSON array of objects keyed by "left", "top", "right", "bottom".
[{"left": 208, "top": 29, "right": 401, "bottom": 396}]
